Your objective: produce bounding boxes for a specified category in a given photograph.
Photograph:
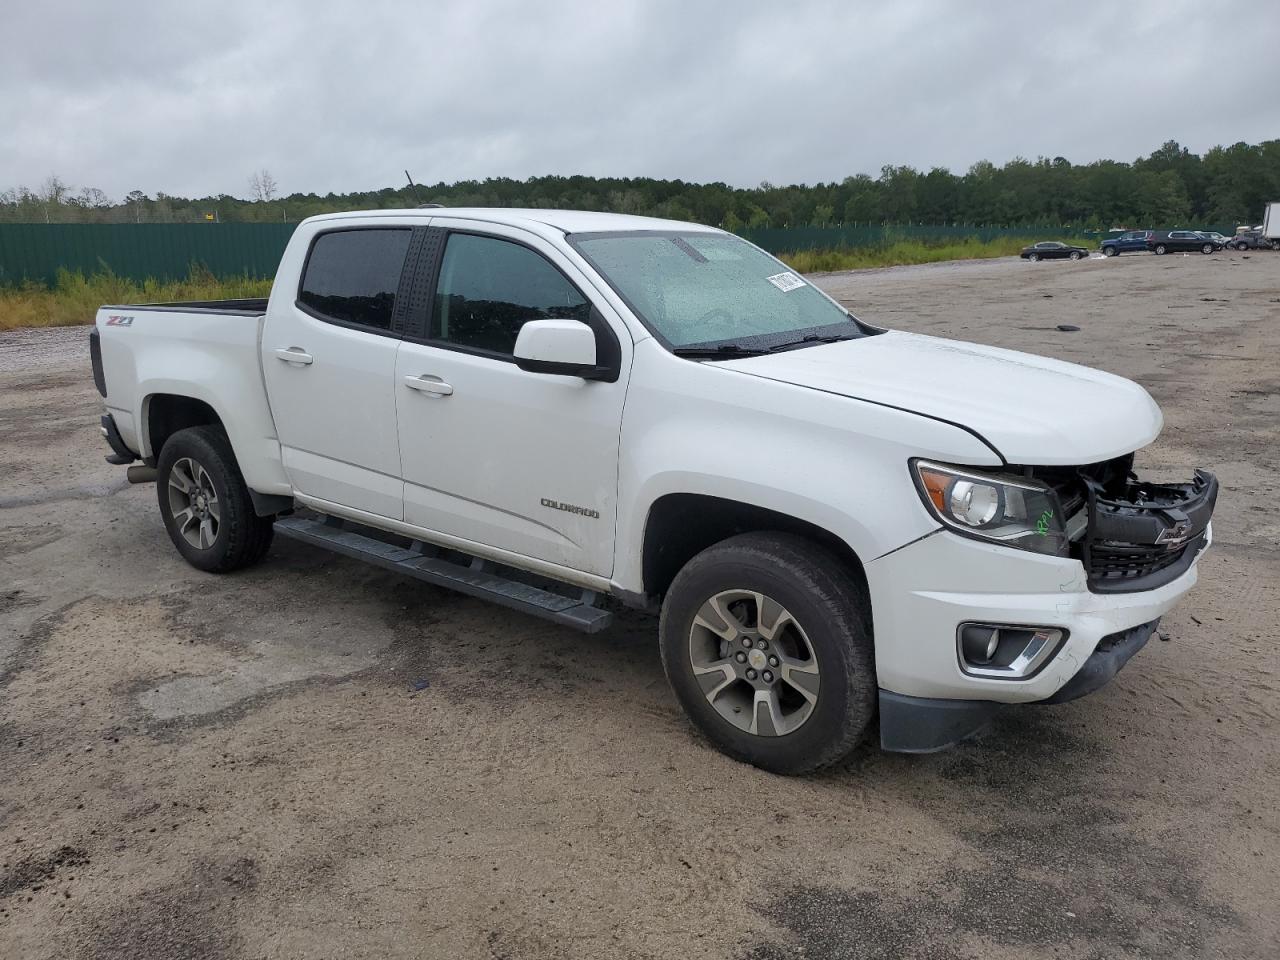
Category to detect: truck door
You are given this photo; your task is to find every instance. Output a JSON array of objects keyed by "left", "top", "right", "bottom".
[
  {"left": 393, "top": 223, "right": 631, "bottom": 577},
  {"left": 261, "top": 226, "right": 411, "bottom": 519}
]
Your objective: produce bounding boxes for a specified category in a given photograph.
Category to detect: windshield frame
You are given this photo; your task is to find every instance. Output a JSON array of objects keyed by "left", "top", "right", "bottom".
[{"left": 566, "top": 228, "right": 876, "bottom": 354}]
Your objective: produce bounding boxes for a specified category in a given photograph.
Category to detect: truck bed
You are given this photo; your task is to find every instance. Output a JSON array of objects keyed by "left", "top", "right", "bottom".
[
  {"left": 106, "top": 297, "right": 269, "bottom": 316},
  {"left": 93, "top": 300, "right": 282, "bottom": 491}
]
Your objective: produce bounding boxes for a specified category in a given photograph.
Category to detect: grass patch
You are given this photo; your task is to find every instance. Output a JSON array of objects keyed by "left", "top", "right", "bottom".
[
  {"left": 0, "top": 267, "right": 274, "bottom": 331},
  {"left": 779, "top": 235, "right": 1094, "bottom": 273}
]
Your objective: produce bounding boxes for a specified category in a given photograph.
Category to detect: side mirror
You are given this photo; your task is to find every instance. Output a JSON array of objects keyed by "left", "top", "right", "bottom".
[{"left": 514, "top": 319, "right": 606, "bottom": 379}]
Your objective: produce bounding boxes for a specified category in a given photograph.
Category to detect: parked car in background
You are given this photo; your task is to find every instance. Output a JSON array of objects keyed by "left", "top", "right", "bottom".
[
  {"left": 1100, "top": 231, "right": 1153, "bottom": 257},
  {"left": 1197, "top": 232, "right": 1231, "bottom": 247},
  {"left": 1229, "top": 229, "right": 1269, "bottom": 251},
  {"left": 1146, "top": 231, "right": 1222, "bottom": 255},
  {"left": 1020, "top": 241, "right": 1090, "bottom": 261}
]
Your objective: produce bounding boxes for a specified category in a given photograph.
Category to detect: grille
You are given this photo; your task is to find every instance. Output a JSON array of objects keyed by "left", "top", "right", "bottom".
[{"left": 1086, "top": 536, "right": 1201, "bottom": 585}]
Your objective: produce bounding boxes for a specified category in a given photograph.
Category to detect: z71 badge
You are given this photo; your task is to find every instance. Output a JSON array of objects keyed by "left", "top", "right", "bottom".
[{"left": 105, "top": 315, "right": 134, "bottom": 326}]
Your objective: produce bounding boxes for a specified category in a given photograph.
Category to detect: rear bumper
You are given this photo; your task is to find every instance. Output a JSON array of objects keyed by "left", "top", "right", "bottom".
[
  {"left": 100, "top": 413, "right": 137, "bottom": 465},
  {"left": 879, "top": 619, "right": 1159, "bottom": 752}
]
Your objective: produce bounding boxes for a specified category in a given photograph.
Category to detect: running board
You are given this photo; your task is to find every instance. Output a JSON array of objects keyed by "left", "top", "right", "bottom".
[{"left": 273, "top": 516, "right": 614, "bottom": 634}]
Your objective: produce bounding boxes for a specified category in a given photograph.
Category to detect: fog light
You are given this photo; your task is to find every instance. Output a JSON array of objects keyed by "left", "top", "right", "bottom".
[
  {"left": 957, "top": 623, "right": 1066, "bottom": 679},
  {"left": 960, "top": 625, "right": 1000, "bottom": 663}
]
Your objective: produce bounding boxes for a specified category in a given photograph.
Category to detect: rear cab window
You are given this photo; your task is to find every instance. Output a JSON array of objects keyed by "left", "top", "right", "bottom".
[{"left": 297, "top": 228, "right": 412, "bottom": 332}]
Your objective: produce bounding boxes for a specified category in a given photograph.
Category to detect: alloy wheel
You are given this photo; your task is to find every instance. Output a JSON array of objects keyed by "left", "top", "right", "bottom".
[
  {"left": 688, "top": 590, "right": 820, "bottom": 737},
  {"left": 167, "top": 456, "right": 221, "bottom": 549}
]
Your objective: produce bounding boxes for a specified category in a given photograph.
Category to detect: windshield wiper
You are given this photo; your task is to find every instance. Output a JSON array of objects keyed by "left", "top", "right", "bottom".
[
  {"left": 671, "top": 343, "right": 766, "bottom": 359},
  {"left": 767, "top": 333, "right": 857, "bottom": 353}
]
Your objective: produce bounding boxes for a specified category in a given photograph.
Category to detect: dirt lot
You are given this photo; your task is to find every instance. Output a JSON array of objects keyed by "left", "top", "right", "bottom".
[{"left": 2, "top": 252, "right": 1277, "bottom": 959}]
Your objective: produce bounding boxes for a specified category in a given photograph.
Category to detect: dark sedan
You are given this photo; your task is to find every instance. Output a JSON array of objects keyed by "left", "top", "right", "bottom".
[
  {"left": 1020, "top": 241, "right": 1090, "bottom": 261},
  {"left": 1147, "top": 231, "right": 1222, "bottom": 255}
]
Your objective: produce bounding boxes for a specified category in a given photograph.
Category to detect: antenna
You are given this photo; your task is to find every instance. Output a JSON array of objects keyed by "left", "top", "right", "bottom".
[
  {"left": 404, "top": 170, "right": 424, "bottom": 205},
  {"left": 404, "top": 170, "right": 443, "bottom": 209}
]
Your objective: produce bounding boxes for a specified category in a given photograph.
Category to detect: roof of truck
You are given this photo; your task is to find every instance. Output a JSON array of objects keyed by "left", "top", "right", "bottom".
[{"left": 303, "top": 208, "right": 723, "bottom": 235}]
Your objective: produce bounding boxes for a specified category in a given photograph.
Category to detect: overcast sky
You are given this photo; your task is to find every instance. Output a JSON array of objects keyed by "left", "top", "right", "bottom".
[{"left": 2, "top": 1, "right": 1276, "bottom": 201}]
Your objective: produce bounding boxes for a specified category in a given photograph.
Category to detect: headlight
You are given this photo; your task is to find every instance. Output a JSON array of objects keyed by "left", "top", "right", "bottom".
[{"left": 912, "top": 460, "right": 1068, "bottom": 556}]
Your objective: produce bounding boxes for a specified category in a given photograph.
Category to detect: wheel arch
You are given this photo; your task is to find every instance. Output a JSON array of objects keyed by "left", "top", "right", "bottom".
[
  {"left": 639, "top": 492, "right": 870, "bottom": 614},
  {"left": 142, "top": 392, "right": 225, "bottom": 463}
]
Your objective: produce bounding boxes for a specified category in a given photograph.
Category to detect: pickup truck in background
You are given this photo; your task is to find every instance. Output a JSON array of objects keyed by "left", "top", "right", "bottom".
[{"left": 91, "top": 209, "right": 1218, "bottom": 774}]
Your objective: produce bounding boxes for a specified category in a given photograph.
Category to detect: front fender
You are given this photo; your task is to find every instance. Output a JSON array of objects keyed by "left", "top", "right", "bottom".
[{"left": 611, "top": 347, "right": 998, "bottom": 593}]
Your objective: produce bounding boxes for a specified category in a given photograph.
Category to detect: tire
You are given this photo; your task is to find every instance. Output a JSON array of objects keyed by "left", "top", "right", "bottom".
[
  {"left": 1201, "top": 243, "right": 1214, "bottom": 254},
  {"left": 1028, "top": 253, "right": 1040, "bottom": 262},
  {"left": 658, "top": 532, "right": 876, "bottom": 775},
  {"left": 1154, "top": 244, "right": 1167, "bottom": 255},
  {"left": 1235, "top": 242, "right": 1248, "bottom": 251},
  {"left": 156, "top": 425, "right": 274, "bottom": 573},
  {"left": 1069, "top": 251, "right": 1083, "bottom": 260},
  {"left": 1102, "top": 246, "right": 1117, "bottom": 257}
]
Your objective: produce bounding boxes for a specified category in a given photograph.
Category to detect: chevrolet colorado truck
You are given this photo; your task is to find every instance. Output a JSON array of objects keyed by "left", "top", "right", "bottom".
[{"left": 90, "top": 209, "right": 1217, "bottom": 774}]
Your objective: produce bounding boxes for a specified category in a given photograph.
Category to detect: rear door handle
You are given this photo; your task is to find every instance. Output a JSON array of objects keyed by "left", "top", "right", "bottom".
[
  {"left": 275, "top": 347, "right": 314, "bottom": 365},
  {"left": 404, "top": 375, "right": 453, "bottom": 397}
]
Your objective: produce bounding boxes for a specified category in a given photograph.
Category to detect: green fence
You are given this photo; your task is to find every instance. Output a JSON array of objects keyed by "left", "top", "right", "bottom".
[
  {"left": 0, "top": 221, "right": 1243, "bottom": 287},
  {"left": 737, "top": 223, "right": 1074, "bottom": 252},
  {"left": 0, "top": 223, "right": 297, "bottom": 286}
]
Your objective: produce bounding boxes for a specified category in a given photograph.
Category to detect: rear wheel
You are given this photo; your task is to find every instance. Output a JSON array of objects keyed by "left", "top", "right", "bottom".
[
  {"left": 157, "top": 426, "right": 274, "bottom": 573},
  {"left": 659, "top": 533, "right": 876, "bottom": 775},
  {"left": 1154, "top": 244, "right": 1168, "bottom": 255}
]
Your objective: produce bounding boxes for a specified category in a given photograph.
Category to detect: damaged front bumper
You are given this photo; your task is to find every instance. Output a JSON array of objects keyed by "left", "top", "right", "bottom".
[{"left": 869, "top": 465, "right": 1217, "bottom": 753}]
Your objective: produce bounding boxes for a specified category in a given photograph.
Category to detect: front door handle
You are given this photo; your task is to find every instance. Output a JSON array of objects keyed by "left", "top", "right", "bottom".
[
  {"left": 404, "top": 375, "right": 454, "bottom": 397},
  {"left": 275, "top": 347, "right": 314, "bottom": 365}
]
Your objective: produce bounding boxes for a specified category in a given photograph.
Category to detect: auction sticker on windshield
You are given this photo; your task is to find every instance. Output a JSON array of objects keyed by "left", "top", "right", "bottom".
[{"left": 766, "top": 271, "right": 806, "bottom": 292}]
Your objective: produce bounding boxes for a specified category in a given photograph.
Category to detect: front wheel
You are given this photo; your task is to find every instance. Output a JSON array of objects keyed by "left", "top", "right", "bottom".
[
  {"left": 157, "top": 426, "right": 274, "bottom": 573},
  {"left": 1069, "top": 251, "right": 1083, "bottom": 260},
  {"left": 1154, "top": 244, "right": 1168, "bottom": 255},
  {"left": 1201, "top": 243, "right": 1214, "bottom": 254},
  {"left": 1027, "top": 253, "right": 1040, "bottom": 262},
  {"left": 1235, "top": 242, "right": 1248, "bottom": 251},
  {"left": 659, "top": 533, "right": 876, "bottom": 775},
  {"left": 1102, "top": 246, "right": 1117, "bottom": 257}
]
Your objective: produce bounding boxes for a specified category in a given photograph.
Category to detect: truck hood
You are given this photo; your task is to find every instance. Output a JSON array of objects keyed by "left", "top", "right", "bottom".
[{"left": 719, "top": 331, "right": 1162, "bottom": 465}]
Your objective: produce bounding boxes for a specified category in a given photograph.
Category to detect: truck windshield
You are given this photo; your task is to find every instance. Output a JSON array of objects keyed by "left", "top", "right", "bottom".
[{"left": 571, "top": 232, "right": 861, "bottom": 350}]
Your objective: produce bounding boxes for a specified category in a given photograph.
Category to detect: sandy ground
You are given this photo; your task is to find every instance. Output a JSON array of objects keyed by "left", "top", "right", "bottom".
[{"left": 1, "top": 252, "right": 1278, "bottom": 959}]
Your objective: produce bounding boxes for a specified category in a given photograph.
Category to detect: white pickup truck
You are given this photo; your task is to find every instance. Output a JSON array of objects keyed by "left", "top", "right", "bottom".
[{"left": 91, "top": 209, "right": 1217, "bottom": 774}]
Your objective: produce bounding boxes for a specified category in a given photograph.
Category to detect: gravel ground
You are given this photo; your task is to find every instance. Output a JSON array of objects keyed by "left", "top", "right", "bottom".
[{"left": 2, "top": 251, "right": 1277, "bottom": 959}]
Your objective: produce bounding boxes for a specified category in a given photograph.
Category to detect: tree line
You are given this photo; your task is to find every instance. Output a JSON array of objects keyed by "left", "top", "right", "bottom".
[{"left": 3, "top": 140, "right": 1276, "bottom": 230}]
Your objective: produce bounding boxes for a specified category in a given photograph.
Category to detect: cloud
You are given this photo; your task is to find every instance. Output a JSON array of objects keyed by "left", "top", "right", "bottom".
[{"left": 1, "top": 0, "right": 1275, "bottom": 201}]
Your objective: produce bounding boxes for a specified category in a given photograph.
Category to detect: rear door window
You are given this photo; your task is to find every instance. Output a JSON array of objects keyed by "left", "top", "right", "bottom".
[
  {"left": 431, "top": 233, "right": 590, "bottom": 355},
  {"left": 298, "top": 228, "right": 412, "bottom": 332}
]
